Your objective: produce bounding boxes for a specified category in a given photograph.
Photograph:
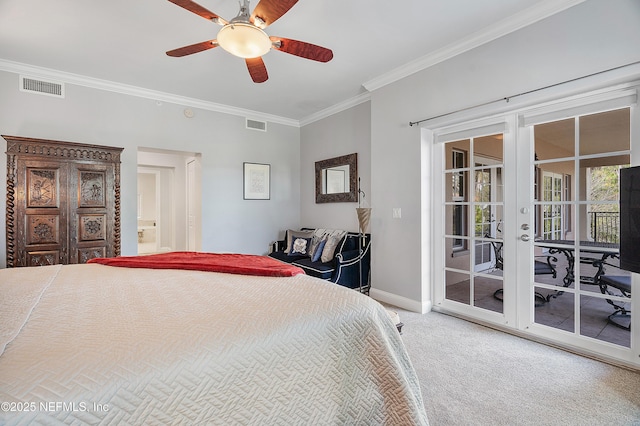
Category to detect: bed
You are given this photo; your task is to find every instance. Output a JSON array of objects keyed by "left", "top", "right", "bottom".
[{"left": 0, "top": 253, "right": 428, "bottom": 425}]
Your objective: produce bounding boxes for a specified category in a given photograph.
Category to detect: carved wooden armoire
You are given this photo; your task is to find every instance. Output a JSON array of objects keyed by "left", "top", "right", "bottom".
[{"left": 4, "top": 135, "right": 123, "bottom": 267}]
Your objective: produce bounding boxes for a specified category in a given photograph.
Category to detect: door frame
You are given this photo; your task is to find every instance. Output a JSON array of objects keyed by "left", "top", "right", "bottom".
[{"left": 426, "top": 81, "right": 640, "bottom": 368}]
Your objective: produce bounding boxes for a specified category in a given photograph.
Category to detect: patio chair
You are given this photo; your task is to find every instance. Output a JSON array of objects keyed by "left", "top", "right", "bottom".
[
  {"left": 488, "top": 238, "right": 557, "bottom": 278},
  {"left": 597, "top": 274, "right": 631, "bottom": 330},
  {"left": 489, "top": 238, "right": 557, "bottom": 304}
]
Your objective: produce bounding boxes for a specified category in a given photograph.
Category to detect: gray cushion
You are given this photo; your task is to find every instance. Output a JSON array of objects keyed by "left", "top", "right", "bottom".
[{"left": 320, "top": 234, "right": 343, "bottom": 263}]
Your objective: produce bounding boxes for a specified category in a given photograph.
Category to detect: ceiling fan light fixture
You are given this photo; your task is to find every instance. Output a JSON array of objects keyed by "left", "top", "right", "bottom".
[{"left": 217, "top": 23, "right": 271, "bottom": 58}]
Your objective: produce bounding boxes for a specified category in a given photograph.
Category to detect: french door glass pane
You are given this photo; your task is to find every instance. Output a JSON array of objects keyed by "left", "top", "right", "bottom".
[
  {"left": 534, "top": 286, "right": 575, "bottom": 332},
  {"left": 447, "top": 140, "right": 471, "bottom": 168},
  {"left": 534, "top": 118, "right": 575, "bottom": 160},
  {"left": 445, "top": 237, "right": 470, "bottom": 271},
  {"left": 474, "top": 276, "right": 503, "bottom": 313},
  {"left": 579, "top": 158, "right": 630, "bottom": 202},
  {"left": 446, "top": 270, "right": 470, "bottom": 305},
  {"left": 579, "top": 109, "right": 630, "bottom": 156},
  {"left": 533, "top": 243, "right": 575, "bottom": 290},
  {"left": 475, "top": 240, "right": 493, "bottom": 272},
  {"left": 580, "top": 294, "right": 630, "bottom": 348},
  {"left": 445, "top": 172, "right": 468, "bottom": 202},
  {"left": 445, "top": 204, "right": 466, "bottom": 236}
]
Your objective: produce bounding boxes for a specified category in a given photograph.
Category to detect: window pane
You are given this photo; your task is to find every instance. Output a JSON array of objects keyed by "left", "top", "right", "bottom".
[
  {"left": 474, "top": 168, "right": 492, "bottom": 203},
  {"left": 445, "top": 237, "right": 470, "bottom": 270},
  {"left": 475, "top": 239, "right": 493, "bottom": 268},
  {"left": 495, "top": 167, "right": 503, "bottom": 202},
  {"left": 474, "top": 276, "right": 503, "bottom": 314},
  {"left": 534, "top": 286, "right": 575, "bottom": 332},
  {"left": 445, "top": 171, "right": 468, "bottom": 202},
  {"left": 534, "top": 241, "right": 575, "bottom": 289},
  {"left": 474, "top": 204, "right": 492, "bottom": 237},
  {"left": 474, "top": 134, "right": 503, "bottom": 162},
  {"left": 580, "top": 294, "right": 630, "bottom": 347},
  {"left": 532, "top": 249, "right": 562, "bottom": 287},
  {"left": 445, "top": 270, "right": 470, "bottom": 305},
  {"left": 445, "top": 204, "right": 468, "bottom": 237},
  {"left": 538, "top": 203, "right": 573, "bottom": 242},
  {"left": 535, "top": 118, "right": 575, "bottom": 160},
  {"left": 446, "top": 140, "right": 470, "bottom": 169},
  {"left": 579, "top": 160, "right": 629, "bottom": 202},
  {"left": 579, "top": 108, "right": 630, "bottom": 156}
]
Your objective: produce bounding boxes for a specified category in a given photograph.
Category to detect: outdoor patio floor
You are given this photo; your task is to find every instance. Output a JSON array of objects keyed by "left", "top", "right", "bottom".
[{"left": 445, "top": 255, "right": 631, "bottom": 348}]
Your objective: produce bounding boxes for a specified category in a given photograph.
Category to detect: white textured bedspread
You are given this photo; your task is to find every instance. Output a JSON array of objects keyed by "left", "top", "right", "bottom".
[{"left": 0, "top": 264, "right": 428, "bottom": 425}]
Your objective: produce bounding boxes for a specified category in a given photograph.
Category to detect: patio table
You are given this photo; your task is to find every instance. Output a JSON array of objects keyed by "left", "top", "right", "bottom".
[{"left": 535, "top": 239, "right": 619, "bottom": 288}]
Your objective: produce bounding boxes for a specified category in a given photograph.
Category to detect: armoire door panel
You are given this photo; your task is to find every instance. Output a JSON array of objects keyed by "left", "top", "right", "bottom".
[
  {"left": 4, "top": 135, "right": 123, "bottom": 268},
  {"left": 26, "top": 168, "right": 59, "bottom": 208},
  {"left": 70, "top": 163, "right": 114, "bottom": 261},
  {"left": 26, "top": 250, "right": 60, "bottom": 267},
  {"left": 18, "top": 160, "right": 68, "bottom": 266},
  {"left": 78, "top": 214, "right": 107, "bottom": 241},
  {"left": 78, "top": 170, "right": 106, "bottom": 207},
  {"left": 26, "top": 215, "right": 60, "bottom": 245},
  {"left": 77, "top": 247, "right": 106, "bottom": 264}
]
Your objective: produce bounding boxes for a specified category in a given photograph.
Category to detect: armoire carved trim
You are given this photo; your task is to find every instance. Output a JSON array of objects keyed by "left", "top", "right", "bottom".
[{"left": 4, "top": 135, "right": 124, "bottom": 267}]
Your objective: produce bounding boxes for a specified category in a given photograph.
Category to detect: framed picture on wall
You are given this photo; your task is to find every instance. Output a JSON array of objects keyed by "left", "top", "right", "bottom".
[{"left": 243, "top": 162, "right": 270, "bottom": 200}]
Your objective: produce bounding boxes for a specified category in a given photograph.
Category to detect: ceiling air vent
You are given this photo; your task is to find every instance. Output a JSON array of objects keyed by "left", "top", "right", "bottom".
[
  {"left": 246, "top": 118, "right": 267, "bottom": 132},
  {"left": 20, "top": 76, "right": 65, "bottom": 98}
]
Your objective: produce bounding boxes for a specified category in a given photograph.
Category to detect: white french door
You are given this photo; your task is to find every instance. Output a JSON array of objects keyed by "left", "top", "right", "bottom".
[
  {"left": 431, "top": 85, "right": 639, "bottom": 366},
  {"left": 523, "top": 105, "right": 634, "bottom": 359},
  {"left": 434, "top": 122, "right": 509, "bottom": 319}
]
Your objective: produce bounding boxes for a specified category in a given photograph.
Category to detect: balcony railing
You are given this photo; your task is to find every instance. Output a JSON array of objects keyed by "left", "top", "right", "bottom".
[{"left": 589, "top": 211, "right": 620, "bottom": 244}]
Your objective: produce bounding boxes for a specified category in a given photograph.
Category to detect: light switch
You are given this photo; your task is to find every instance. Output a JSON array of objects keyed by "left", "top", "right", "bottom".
[{"left": 392, "top": 208, "right": 402, "bottom": 219}]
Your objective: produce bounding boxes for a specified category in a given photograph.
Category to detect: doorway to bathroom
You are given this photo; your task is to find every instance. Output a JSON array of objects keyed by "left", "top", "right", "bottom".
[{"left": 137, "top": 148, "right": 202, "bottom": 255}]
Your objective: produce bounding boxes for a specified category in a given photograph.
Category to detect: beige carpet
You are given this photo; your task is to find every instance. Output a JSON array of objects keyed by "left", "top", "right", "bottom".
[{"left": 391, "top": 308, "right": 640, "bottom": 425}]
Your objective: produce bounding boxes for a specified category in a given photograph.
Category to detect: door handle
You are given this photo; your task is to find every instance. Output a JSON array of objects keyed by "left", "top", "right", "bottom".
[{"left": 520, "top": 234, "right": 531, "bottom": 242}]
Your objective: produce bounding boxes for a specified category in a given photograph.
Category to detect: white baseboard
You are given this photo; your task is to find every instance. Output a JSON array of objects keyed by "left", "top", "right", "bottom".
[{"left": 369, "top": 288, "right": 432, "bottom": 314}]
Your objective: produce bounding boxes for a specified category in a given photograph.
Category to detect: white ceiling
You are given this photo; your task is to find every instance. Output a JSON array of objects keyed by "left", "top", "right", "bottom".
[{"left": 0, "top": 0, "right": 586, "bottom": 125}]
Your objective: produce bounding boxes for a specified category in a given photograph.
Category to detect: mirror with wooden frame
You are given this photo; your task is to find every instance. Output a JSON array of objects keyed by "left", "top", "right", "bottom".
[{"left": 315, "top": 153, "right": 358, "bottom": 203}]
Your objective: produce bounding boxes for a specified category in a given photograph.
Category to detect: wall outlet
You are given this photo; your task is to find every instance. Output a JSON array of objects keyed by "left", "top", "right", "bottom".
[{"left": 392, "top": 208, "right": 402, "bottom": 219}]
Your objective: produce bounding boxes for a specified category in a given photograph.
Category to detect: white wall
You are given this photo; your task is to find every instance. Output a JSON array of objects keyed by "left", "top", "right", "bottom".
[
  {"left": 369, "top": 0, "right": 640, "bottom": 309},
  {"left": 0, "top": 71, "right": 301, "bottom": 267},
  {"left": 299, "top": 101, "right": 371, "bottom": 235}
]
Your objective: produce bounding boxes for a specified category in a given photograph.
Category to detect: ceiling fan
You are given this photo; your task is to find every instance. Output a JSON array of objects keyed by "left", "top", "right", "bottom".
[{"left": 166, "top": 0, "right": 333, "bottom": 83}]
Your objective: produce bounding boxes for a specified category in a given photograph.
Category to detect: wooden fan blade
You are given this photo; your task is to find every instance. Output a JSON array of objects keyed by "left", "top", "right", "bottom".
[
  {"left": 245, "top": 57, "right": 268, "bottom": 83},
  {"left": 270, "top": 37, "right": 333, "bottom": 62},
  {"left": 168, "top": 0, "right": 227, "bottom": 24},
  {"left": 166, "top": 40, "right": 218, "bottom": 57},
  {"left": 251, "top": 0, "right": 298, "bottom": 28}
]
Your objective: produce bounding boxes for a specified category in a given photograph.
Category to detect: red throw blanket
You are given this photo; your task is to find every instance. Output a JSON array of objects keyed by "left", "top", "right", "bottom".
[{"left": 88, "top": 252, "right": 305, "bottom": 277}]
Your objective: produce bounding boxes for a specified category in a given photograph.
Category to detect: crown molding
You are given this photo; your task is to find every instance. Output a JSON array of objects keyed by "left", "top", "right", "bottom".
[
  {"left": 0, "top": 59, "right": 300, "bottom": 128},
  {"left": 362, "top": 0, "right": 588, "bottom": 92},
  {"left": 299, "top": 92, "right": 371, "bottom": 127}
]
